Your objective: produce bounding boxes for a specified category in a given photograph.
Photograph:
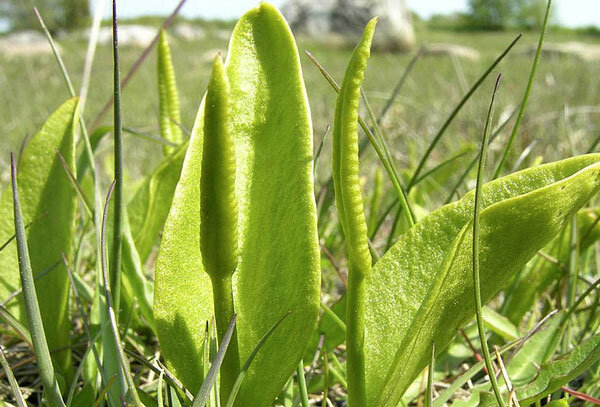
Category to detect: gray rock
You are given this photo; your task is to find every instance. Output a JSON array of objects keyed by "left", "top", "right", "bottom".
[
  {"left": 172, "top": 23, "right": 206, "bottom": 41},
  {"left": 82, "top": 25, "right": 156, "bottom": 47},
  {"left": 0, "top": 30, "right": 58, "bottom": 57},
  {"left": 526, "top": 42, "right": 600, "bottom": 62},
  {"left": 424, "top": 43, "right": 480, "bottom": 60},
  {"left": 282, "top": 0, "right": 415, "bottom": 51}
]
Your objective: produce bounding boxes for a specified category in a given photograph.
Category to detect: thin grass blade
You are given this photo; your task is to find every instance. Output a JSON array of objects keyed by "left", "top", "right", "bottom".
[
  {"left": 224, "top": 312, "right": 290, "bottom": 407},
  {"left": 409, "top": 34, "right": 521, "bottom": 185},
  {"left": 10, "top": 153, "right": 66, "bottom": 407},
  {"left": 0, "top": 345, "right": 27, "bottom": 407},
  {"left": 472, "top": 75, "right": 505, "bottom": 407},
  {"left": 192, "top": 315, "right": 237, "bottom": 407},
  {"left": 493, "top": 0, "right": 553, "bottom": 178}
]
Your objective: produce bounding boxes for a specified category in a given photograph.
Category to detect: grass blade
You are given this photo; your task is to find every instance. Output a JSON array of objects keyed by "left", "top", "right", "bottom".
[
  {"left": 55, "top": 149, "right": 94, "bottom": 219},
  {"left": 424, "top": 343, "right": 435, "bottom": 407},
  {"left": 322, "top": 351, "right": 329, "bottom": 407},
  {"left": 296, "top": 360, "right": 310, "bottom": 407},
  {"left": 305, "top": 50, "right": 415, "bottom": 227},
  {"left": 376, "top": 46, "right": 424, "bottom": 125},
  {"left": 443, "top": 105, "right": 519, "bottom": 204},
  {"left": 100, "top": 180, "right": 142, "bottom": 406},
  {"left": 472, "top": 75, "right": 505, "bottom": 407},
  {"left": 10, "top": 153, "right": 65, "bottom": 407},
  {"left": 91, "top": 0, "right": 188, "bottom": 128},
  {"left": 33, "top": 7, "right": 75, "bottom": 96},
  {"left": 0, "top": 345, "right": 27, "bottom": 407},
  {"left": 224, "top": 311, "right": 291, "bottom": 407},
  {"left": 62, "top": 254, "right": 108, "bottom": 388},
  {"left": 493, "top": 0, "right": 553, "bottom": 178},
  {"left": 192, "top": 314, "right": 237, "bottom": 407},
  {"left": 0, "top": 304, "right": 32, "bottom": 346},
  {"left": 314, "top": 125, "right": 330, "bottom": 176},
  {"left": 111, "top": 0, "right": 124, "bottom": 313},
  {"left": 92, "top": 374, "right": 119, "bottom": 407},
  {"left": 361, "top": 88, "right": 415, "bottom": 225},
  {"left": 409, "top": 34, "right": 521, "bottom": 186}
]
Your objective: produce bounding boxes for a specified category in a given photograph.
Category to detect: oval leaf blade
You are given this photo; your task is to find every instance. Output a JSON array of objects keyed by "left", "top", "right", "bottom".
[
  {"left": 365, "top": 154, "right": 600, "bottom": 406},
  {"left": 225, "top": 4, "right": 320, "bottom": 406},
  {"left": 154, "top": 99, "right": 213, "bottom": 392},
  {"left": 154, "top": 6, "right": 320, "bottom": 405},
  {"left": 0, "top": 98, "right": 79, "bottom": 378}
]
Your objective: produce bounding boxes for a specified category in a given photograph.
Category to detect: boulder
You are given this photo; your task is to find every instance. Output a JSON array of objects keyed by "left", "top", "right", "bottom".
[
  {"left": 0, "top": 30, "right": 59, "bottom": 57},
  {"left": 282, "top": 0, "right": 415, "bottom": 51},
  {"left": 424, "top": 43, "right": 480, "bottom": 60},
  {"left": 172, "top": 23, "right": 206, "bottom": 41},
  {"left": 526, "top": 42, "right": 600, "bottom": 62},
  {"left": 82, "top": 25, "right": 156, "bottom": 47}
]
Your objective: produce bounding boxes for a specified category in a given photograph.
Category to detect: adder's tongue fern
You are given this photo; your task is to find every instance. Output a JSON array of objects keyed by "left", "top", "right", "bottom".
[
  {"left": 200, "top": 54, "right": 241, "bottom": 401},
  {"left": 331, "top": 17, "right": 378, "bottom": 407}
]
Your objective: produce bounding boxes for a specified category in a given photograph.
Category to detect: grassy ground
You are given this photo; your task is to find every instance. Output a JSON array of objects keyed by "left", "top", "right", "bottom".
[
  {"left": 1, "top": 24, "right": 599, "bottom": 191},
  {"left": 2, "top": 18, "right": 600, "bottom": 407}
]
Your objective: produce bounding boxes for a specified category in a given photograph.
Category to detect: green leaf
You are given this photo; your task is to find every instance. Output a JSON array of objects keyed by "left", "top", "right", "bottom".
[
  {"left": 128, "top": 143, "right": 186, "bottom": 262},
  {"left": 157, "top": 29, "right": 183, "bottom": 155},
  {"left": 121, "top": 212, "right": 155, "bottom": 332},
  {"left": 503, "top": 208, "right": 600, "bottom": 324},
  {"left": 479, "top": 333, "right": 600, "bottom": 406},
  {"left": 154, "top": 4, "right": 320, "bottom": 407},
  {"left": 437, "top": 311, "right": 564, "bottom": 407},
  {"left": 482, "top": 306, "right": 519, "bottom": 341},
  {"left": 506, "top": 311, "right": 563, "bottom": 386},
  {"left": 0, "top": 98, "right": 79, "bottom": 379},
  {"left": 363, "top": 154, "right": 600, "bottom": 406},
  {"left": 11, "top": 153, "right": 66, "bottom": 407}
]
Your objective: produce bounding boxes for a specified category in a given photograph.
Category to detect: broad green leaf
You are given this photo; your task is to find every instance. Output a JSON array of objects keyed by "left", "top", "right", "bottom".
[
  {"left": 157, "top": 29, "right": 183, "bottom": 156},
  {"left": 364, "top": 154, "right": 600, "bottom": 406},
  {"left": 154, "top": 4, "right": 320, "bottom": 406},
  {"left": 479, "top": 333, "right": 600, "bottom": 406},
  {"left": 227, "top": 6, "right": 319, "bottom": 404},
  {"left": 128, "top": 144, "right": 186, "bottom": 261},
  {"left": 0, "top": 98, "right": 79, "bottom": 378},
  {"left": 154, "top": 95, "right": 212, "bottom": 393},
  {"left": 503, "top": 207, "right": 600, "bottom": 324}
]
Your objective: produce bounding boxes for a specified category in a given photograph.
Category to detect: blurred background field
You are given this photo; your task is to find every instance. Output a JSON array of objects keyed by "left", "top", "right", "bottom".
[{"left": 1, "top": 0, "right": 600, "bottom": 212}]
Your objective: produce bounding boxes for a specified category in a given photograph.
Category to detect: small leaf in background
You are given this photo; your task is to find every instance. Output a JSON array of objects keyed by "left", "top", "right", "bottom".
[
  {"left": 479, "top": 333, "right": 600, "bottom": 406},
  {"left": 364, "top": 154, "right": 600, "bottom": 406},
  {"left": 128, "top": 143, "right": 186, "bottom": 262},
  {"left": 482, "top": 306, "right": 519, "bottom": 342},
  {"left": 157, "top": 29, "right": 183, "bottom": 155},
  {"left": 0, "top": 98, "right": 79, "bottom": 379}
]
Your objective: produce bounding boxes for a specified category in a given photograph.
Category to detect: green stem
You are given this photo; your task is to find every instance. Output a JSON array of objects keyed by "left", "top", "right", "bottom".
[
  {"left": 346, "top": 268, "right": 367, "bottom": 407},
  {"left": 111, "top": 0, "right": 124, "bottom": 313},
  {"left": 473, "top": 75, "right": 505, "bottom": 407},
  {"left": 211, "top": 275, "right": 240, "bottom": 401},
  {"left": 297, "top": 360, "right": 310, "bottom": 407}
]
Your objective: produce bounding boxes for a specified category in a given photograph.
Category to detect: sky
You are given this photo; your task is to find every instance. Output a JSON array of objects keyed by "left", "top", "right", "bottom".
[{"left": 92, "top": 0, "right": 600, "bottom": 28}]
